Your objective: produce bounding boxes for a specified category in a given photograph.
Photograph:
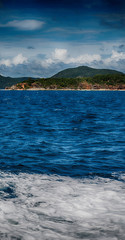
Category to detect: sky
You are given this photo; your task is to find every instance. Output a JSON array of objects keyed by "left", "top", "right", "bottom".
[{"left": 0, "top": 0, "right": 125, "bottom": 77}]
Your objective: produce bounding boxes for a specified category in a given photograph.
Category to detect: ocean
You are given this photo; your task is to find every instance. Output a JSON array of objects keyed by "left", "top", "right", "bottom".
[{"left": 0, "top": 90, "right": 125, "bottom": 240}]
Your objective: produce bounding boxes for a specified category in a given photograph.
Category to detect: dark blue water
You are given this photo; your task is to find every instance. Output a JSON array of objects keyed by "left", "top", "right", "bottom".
[
  {"left": 0, "top": 90, "right": 125, "bottom": 178},
  {"left": 0, "top": 90, "right": 125, "bottom": 240}
]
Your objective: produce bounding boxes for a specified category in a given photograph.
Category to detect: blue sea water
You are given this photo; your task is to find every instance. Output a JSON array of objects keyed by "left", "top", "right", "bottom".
[{"left": 0, "top": 90, "right": 125, "bottom": 240}]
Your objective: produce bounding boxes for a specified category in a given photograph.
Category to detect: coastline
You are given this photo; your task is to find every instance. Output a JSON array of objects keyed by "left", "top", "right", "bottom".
[{"left": 3, "top": 88, "right": 125, "bottom": 91}]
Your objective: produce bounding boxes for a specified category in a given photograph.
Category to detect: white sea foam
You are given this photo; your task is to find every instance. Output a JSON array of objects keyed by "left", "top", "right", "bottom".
[{"left": 0, "top": 172, "right": 125, "bottom": 240}]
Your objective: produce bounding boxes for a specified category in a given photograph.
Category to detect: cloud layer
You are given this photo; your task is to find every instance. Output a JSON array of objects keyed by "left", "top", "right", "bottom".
[
  {"left": 0, "top": 48, "right": 125, "bottom": 77},
  {"left": 0, "top": 20, "right": 44, "bottom": 30},
  {"left": 41, "top": 48, "right": 101, "bottom": 68},
  {"left": 0, "top": 54, "right": 27, "bottom": 67}
]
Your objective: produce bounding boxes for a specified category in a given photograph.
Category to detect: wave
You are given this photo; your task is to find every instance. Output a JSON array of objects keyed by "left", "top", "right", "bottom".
[{"left": 0, "top": 172, "right": 125, "bottom": 240}]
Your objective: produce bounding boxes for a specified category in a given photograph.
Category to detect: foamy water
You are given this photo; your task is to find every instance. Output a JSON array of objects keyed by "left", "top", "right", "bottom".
[{"left": 0, "top": 172, "right": 125, "bottom": 240}]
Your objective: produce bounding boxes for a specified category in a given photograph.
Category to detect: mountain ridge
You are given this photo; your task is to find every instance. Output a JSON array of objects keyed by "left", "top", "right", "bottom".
[
  {"left": 0, "top": 65, "right": 124, "bottom": 89},
  {"left": 51, "top": 66, "right": 123, "bottom": 78}
]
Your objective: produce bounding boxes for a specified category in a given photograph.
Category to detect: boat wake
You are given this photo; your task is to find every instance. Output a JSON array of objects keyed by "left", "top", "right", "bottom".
[{"left": 0, "top": 172, "right": 125, "bottom": 239}]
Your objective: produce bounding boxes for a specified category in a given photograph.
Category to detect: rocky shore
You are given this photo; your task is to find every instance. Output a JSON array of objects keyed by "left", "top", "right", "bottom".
[{"left": 5, "top": 81, "right": 125, "bottom": 91}]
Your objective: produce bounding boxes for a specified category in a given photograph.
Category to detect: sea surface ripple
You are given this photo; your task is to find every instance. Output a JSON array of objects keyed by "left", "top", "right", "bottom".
[{"left": 0, "top": 90, "right": 125, "bottom": 239}]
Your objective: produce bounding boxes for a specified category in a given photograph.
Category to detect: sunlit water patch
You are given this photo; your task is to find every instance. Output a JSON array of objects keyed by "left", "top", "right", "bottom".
[{"left": 0, "top": 172, "right": 125, "bottom": 240}]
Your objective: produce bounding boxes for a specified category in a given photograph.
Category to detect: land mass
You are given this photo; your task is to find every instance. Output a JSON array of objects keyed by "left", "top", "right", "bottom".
[
  {"left": 2, "top": 66, "right": 125, "bottom": 90},
  {"left": 6, "top": 74, "right": 125, "bottom": 90},
  {"left": 0, "top": 75, "right": 36, "bottom": 89},
  {"left": 51, "top": 66, "right": 123, "bottom": 78}
]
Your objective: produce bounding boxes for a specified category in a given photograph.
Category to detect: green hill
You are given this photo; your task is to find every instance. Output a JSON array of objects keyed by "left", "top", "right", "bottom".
[
  {"left": 0, "top": 75, "right": 33, "bottom": 89},
  {"left": 10, "top": 73, "right": 125, "bottom": 90},
  {"left": 1, "top": 65, "right": 125, "bottom": 90},
  {"left": 51, "top": 66, "right": 123, "bottom": 78}
]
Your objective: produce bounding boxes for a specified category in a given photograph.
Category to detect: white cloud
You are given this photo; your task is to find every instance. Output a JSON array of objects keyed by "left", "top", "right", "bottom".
[
  {"left": 12, "top": 54, "right": 27, "bottom": 65},
  {"left": 40, "top": 48, "right": 68, "bottom": 67},
  {"left": 41, "top": 58, "right": 54, "bottom": 67},
  {"left": 1, "top": 49, "right": 125, "bottom": 78},
  {"left": 40, "top": 48, "right": 125, "bottom": 73},
  {"left": 0, "top": 20, "right": 44, "bottom": 30},
  {"left": 104, "top": 50, "right": 125, "bottom": 64},
  {"left": 47, "top": 27, "right": 106, "bottom": 35},
  {"left": 66, "top": 54, "right": 101, "bottom": 65},
  {"left": 0, "top": 59, "right": 11, "bottom": 67},
  {"left": 41, "top": 48, "right": 101, "bottom": 68},
  {"left": 0, "top": 54, "right": 27, "bottom": 67},
  {"left": 53, "top": 48, "right": 68, "bottom": 61}
]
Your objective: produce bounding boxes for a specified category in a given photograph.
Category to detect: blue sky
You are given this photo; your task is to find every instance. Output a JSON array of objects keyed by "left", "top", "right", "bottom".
[{"left": 0, "top": 0, "right": 125, "bottom": 77}]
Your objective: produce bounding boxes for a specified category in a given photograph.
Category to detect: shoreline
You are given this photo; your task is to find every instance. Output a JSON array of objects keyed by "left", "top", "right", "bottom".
[{"left": 3, "top": 88, "right": 125, "bottom": 91}]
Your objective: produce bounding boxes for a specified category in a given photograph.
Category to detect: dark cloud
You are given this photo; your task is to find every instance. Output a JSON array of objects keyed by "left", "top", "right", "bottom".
[
  {"left": 27, "top": 46, "right": 35, "bottom": 49},
  {"left": 119, "top": 44, "right": 125, "bottom": 50},
  {"left": 113, "top": 44, "right": 125, "bottom": 53}
]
